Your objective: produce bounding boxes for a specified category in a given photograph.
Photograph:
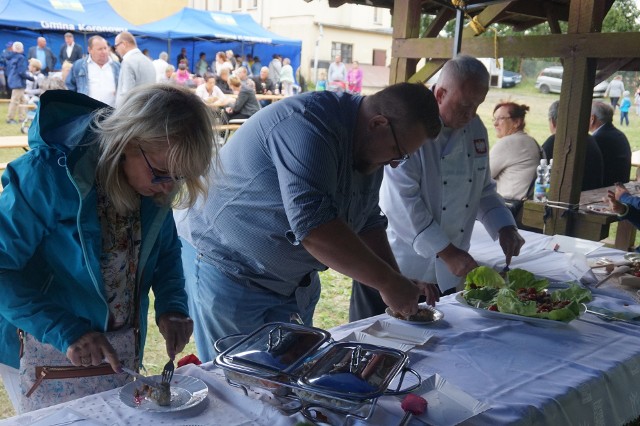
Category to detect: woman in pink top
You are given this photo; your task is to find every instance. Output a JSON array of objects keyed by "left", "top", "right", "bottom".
[
  {"left": 347, "top": 61, "right": 363, "bottom": 94},
  {"left": 174, "top": 60, "right": 192, "bottom": 86}
]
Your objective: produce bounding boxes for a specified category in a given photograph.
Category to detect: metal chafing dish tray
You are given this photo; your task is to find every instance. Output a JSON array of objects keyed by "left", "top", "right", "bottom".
[
  {"left": 214, "top": 323, "right": 421, "bottom": 422},
  {"left": 214, "top": 322, "right": 332, "bottom": 393}
]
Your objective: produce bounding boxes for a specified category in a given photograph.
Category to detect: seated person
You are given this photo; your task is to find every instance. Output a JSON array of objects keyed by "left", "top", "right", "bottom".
[
  {"left": 589, "top": 101, "right": 632, "bottom": 186},
  {"left": 172, "top": 60, "right": 193, "bottom": 87},
  {"left": 542, "top": 100, "right": 603, "bottom": 191},
  {"left": 489, "top": 101, "right": 542, "bottom": 202},
  {"left": 159, "top": 65, "right": 175, "bottom": 83},
  {"left": 607, "top": 182, "right": 640, "bottom": 231},
  {"left": 195, "top": 73, "right": 232, "bottom": 108},
  {"left": 253, "top": 66, "right": 275, "bottom": 108},
  {"left": 225, "top": 77, "right": 260, "bottom": 121},
  {"left": 216, "top": 67, "right": 233, "bottom": 94}
]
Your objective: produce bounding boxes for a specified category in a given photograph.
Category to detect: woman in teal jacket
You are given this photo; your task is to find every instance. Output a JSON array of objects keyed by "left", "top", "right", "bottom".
[{"left": 0, "top": 84, "right": 215, "bottom": 412}]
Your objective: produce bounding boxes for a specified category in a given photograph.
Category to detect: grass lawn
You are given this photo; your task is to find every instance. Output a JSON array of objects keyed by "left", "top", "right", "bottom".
[{"left": 1, "top": 79, "right": 640, "bottom": 418}]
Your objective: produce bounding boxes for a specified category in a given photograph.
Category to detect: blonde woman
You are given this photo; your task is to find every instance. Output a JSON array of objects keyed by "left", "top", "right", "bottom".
[{"left": 0, "top": 84, "right": 216, "bottom": 413}]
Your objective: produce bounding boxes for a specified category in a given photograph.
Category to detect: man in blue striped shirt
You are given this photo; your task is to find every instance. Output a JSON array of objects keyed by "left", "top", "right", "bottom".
[{"left": 176, "top": 83, "right": 442, "bottom": 361}]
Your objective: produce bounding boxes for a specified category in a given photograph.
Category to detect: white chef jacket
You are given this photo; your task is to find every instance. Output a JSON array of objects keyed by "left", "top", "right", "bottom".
[{"left": 379, "top": 116, "right": 516, "bottom": 292}]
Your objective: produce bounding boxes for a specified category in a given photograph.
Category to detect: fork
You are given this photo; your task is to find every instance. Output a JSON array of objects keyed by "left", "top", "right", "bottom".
[{"left": 161, "top": 359, "right": 174, "bottom": 384}]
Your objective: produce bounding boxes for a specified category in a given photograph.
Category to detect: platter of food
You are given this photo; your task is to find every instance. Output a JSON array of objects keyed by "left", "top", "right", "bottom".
[
  {"left": 456, "top": 266, "right": 592, "bottom": 327},
  {"left": 119, "top": 374, "right": 208, "bottom": 412},
  {"left": 385, "top": 304, "right": 444, "bottom": 325}
]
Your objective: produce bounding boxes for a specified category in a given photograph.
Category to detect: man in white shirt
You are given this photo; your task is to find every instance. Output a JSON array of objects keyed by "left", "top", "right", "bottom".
[
  {"left": 350, "top": 55, "right": 525, "bottom": 321},
  {"left": 58, "top": 32, "right": 83, "bottom": 66},
  {"left": 153, "top": 52, "right": 170, "bottom": 83},
  {"left": 114, "top": 31, "right": 156, "bottom": 108},
  {"left": 66, "top": 36, "right": 120, "bottom": 107}
]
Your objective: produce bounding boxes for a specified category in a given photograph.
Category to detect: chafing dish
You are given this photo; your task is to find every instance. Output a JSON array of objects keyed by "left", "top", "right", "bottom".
[{"left": 214, "top": 323, "right": 421, "bottom": 423}]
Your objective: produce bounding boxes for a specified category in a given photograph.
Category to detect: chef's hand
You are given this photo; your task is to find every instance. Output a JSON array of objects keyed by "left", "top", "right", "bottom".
[
  {"left": 412, "top": 280, "right": 440, "bottom": 306},
  {"left": 67, "top": 331, "right": 121, "bottom": 373},
  {"left": 606, "top": 190, "right": 627, "bottom": 215},
  {"left": 437, "top": 244, "right": 478, "bottom": 277},
  {"left": 379, "top": 277, "right": 424, "bottom": 317},
  {"left": 499, "top": 226, "right": 525, "bottom": 266},
  {"left": 158, "top": 312, "right": 193, "bottom": 360}
]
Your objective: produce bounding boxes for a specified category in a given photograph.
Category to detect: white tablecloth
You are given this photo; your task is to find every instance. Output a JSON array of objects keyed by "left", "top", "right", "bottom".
[{"left": 4, "top": 224, "right": 640, "bottom": 425}]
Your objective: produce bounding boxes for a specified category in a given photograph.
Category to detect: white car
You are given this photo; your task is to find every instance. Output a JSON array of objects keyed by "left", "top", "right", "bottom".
[{"left": 535, "top": 66, "right": 607, "bottom": 97}]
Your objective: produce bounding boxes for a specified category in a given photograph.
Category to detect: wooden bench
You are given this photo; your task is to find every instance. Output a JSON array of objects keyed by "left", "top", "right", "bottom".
[
  {"left": 632, "top": 150, "right": 640, "bottom": 181},
  {"left": 0, "top": 135, "right": 29, "bottom": 150},
  {"left": 217, "top": 124, "right": 242, "bottom": 145}
]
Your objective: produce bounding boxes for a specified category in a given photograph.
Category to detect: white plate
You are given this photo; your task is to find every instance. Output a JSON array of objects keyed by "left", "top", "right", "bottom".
[
  {"left": 385, "top": 304, "right": 444, "bottom": 325},
  {"left": 624, "top": 253, "right": 640, "bottom": 262},
  {"left": 412, "top": 374, "right": 490, "bottom": 426},
  {"left": 360, "top": 320, "right": 434, "bottom": 345},
  {"left": 454, "top": 292, "right": 578, "bottom": 327},
  {"left": 119, "top": 374, "right": 208, "bottom": 412},
  {"left": 340, "top": 331, "right": 415, "bottom": 352}
]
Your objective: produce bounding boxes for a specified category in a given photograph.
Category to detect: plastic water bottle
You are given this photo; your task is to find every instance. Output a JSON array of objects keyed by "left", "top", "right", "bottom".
[
  {"left": 534, "top": 159, "right": 548, "bottom": 202},
  {"left": 545, "top": 159, "right": 553, "bottom": 197}
]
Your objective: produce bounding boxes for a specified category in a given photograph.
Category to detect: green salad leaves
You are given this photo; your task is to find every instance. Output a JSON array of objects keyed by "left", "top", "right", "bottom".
[{"left": 463, "top": 266, "right": 592, "bottom": 322}]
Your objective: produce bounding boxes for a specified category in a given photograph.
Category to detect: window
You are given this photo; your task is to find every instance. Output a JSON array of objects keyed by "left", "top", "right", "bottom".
[
  {"left": 234, "top": 0, "right": 242, "bottom": 10},
  {"left": 373, "top": 7, "right": 382, "bottom": 24},
  {"left": 249, "top": 0, "right": 258, "bottom": 8},
  {"left": 331, "top": 42, "right": 352, "bottom": 64}
]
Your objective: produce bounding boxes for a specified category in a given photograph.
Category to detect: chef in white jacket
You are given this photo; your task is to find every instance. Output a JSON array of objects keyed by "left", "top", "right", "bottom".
[{"left": 349, "top": 55, "right": 525, "bottom": 321}]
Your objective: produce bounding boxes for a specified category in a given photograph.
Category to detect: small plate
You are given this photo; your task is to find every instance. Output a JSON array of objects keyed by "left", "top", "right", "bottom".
[
  {"left": 361, "top": 320, "right": 434, "bottom": 345},
  {"left": 119, "top": 374, "right": 208, "bottom": 412},
  {"left": 385, "top": 304, "right": 444, "bottom": 325},
  {"left": 624, "top": 253, "right": 640, "bottom": 262}
]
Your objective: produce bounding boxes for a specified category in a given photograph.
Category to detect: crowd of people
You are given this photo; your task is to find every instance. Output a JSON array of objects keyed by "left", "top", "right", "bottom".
[
  {"left": 2, "top": 44, "right": 640, "bottom": 417},
  {"left": 1, "top": 33, "right": 367, "bottom": 127}
]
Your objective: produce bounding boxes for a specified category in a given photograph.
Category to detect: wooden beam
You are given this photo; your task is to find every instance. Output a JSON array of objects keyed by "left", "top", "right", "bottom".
[
  {"left": 422, "top": 7, "right": 455, "bottom": 38},
  {"left": 545, "top": 0, "right": 607, "bottom": 237},
  {"left": 390, "top": 0, "right": 422, "bottom": 84},
  {"left": 393, "top": 32, "right": 640, "bottom": 60},
  {"left": 408, "top": 59, "right": 446, "bottom": 83},
  {"left": 462, "top": 2, "right": 513, "bottom": 38}
]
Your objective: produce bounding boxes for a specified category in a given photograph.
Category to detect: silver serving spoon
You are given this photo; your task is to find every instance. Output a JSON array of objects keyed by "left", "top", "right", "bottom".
[{"left": 594, "top": 265, "right": 631, "bottom": 288}]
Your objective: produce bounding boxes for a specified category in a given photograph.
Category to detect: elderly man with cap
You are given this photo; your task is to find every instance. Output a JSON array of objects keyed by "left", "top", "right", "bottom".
[{"left": 5, "top": 42, "right": 33, "bottom": 124}]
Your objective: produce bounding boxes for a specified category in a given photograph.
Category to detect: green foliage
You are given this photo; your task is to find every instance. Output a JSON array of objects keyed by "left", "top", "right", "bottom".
[{"left": 603, "top": 0, "right": 640, "bottom": 32}]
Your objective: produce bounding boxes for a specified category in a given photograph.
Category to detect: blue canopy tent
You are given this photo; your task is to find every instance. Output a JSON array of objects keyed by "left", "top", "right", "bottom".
[
  {"left": 0, "top": 0, "right": 139, "bottom": 70},
  {"left": 135, "top": 8, "right": 302, "bottom": 78}
]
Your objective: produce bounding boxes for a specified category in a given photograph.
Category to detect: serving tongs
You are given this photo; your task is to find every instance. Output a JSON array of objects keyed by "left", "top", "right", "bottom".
[{"left": 581, "top": 303, "right": 640, "bottom": 325}]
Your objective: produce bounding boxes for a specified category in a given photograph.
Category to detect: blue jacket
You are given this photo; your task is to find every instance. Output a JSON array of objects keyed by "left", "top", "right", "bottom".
[
  {"left": 5, "top": 51, "right": 31, "bottom": 90},
  {"left": 0, "top": 90, "right": 189, "bottom": 368},
  {"left": 66, "top": 58, "right": 120, "bottom": 97}
]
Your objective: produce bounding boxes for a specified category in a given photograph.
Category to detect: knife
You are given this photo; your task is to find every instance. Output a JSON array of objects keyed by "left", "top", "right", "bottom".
[{"left": 121, "top": 366, "right": 162, "bottom": 389}]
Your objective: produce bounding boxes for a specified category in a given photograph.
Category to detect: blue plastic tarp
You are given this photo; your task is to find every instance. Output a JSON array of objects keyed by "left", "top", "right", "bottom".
[
  {"left": 136, "top": 8, "right": 300, "bottom": 47},
  {"left": 135, "top": 8, "right": 302, "bottom": 78},
  {"left": 0, "top": 0, "right": 137, "bottom": 34}
]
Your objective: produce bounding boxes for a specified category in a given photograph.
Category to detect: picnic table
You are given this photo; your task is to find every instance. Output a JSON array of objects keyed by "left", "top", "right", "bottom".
[{"left": 4, "top": 224, "right": 640, "bottom": 425}]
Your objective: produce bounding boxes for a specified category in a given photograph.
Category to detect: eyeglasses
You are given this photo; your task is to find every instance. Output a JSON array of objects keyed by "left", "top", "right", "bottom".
[
  {"left": 493, "top": 116, "right": 512, "bottom": 123},
  {"left": 389, "top": 122, "right": 409, "bottom": 164},
  {"left": 114, "top": 41, "right": 123, "bottom": 48},
  {"left": 138, "top": 145, "right": 182, "bottom": 185}
]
